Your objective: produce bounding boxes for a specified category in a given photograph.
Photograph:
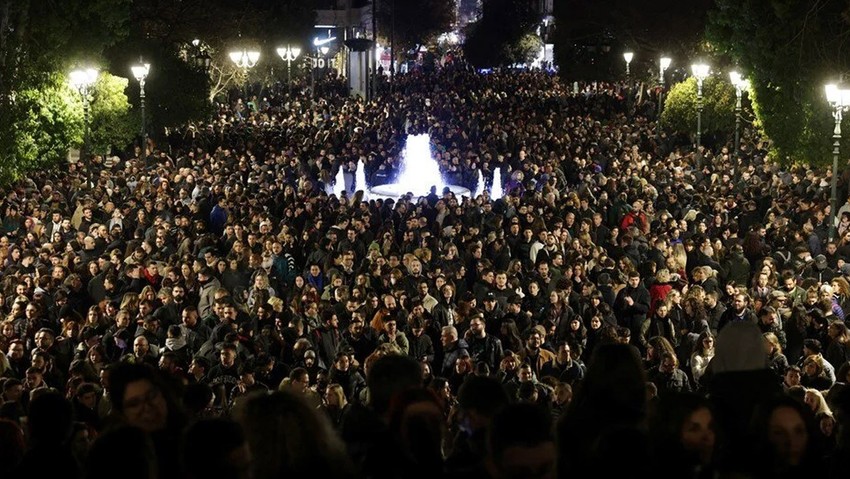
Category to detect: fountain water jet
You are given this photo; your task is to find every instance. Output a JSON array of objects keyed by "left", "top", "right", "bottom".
[
  {"left": 490, "top": 168, "right": 503, "bottom": 200},
  {"left": 355, "top": 159, "right": 368, "bottom": 199},
  {"left": 368, "top": 133, "right": 470, "bottom": 200},
  {"left": 474, "top": 169, "right": 485, "bottom": 198},
  {"left": 332, "top": 165, "right": 346, "bottom": 198}
]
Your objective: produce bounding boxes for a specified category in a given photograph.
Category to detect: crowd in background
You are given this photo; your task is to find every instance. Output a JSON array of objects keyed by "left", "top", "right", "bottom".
[{"left": 0, "top": 61, "right": 849, "bottom": 478}]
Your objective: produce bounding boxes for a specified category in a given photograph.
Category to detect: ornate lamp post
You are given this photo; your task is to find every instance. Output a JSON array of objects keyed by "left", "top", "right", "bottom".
[
  {"left": 229, "top": 48, "right": 260, "bottom": 100},
  {"left": 691, "top": 62, "right": 710, "bottom": 153},
  {"left": 69, "top": 68, "right": 99, "bottom": 160},
  {"left": 729, "top": 70, "right": 750, "bottom": 161},
  {"left": 623, "top": 51, "right": 634, "bottom": 116},
  {"left": 825, "top": 83, "right": 850, "bottom": 240},
  {"left": 657, "top": 56, "right": 672, "bottom": 141},
  {"left": 131, "top": 61, "right": 151, "bottom": 149},
  {"left": 276, "top": 45, "right": 302, "bottom": 90}
]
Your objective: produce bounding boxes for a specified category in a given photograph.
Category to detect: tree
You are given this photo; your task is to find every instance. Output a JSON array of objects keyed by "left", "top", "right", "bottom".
[
  {"left": 463, "top": 0, "right": 541, "bottom": 68},
  {"left": 2, "top": 71, "right": 138, "bottom": 182},
  {"left": 707, "top": 0, "right": 850, "bottom": 165},
  {"left": 552, "top": 0, "right": 713, "bottom": 80},
  {"left": 89, "top": 73, "right": 136, "bottom": 156},
  {"left": 108, "top": 42, "right": 213, "bottom": 133},
  {"left": 660, "top": 76, "right": 736, "bottom": 148},
  {"left": 511, "top": 34, "right": 544, "bottom": 66},
  {"left": 377, "top": 0, "right": 456, "bottom": 59},
  {"left": 124, "top": 0, "right": 316, "bottom": 108},
  {"left": 0, "top": 0, "right": 131, "bottom": 178},
  {"left": 4, "top": 73, "right": 84, "bottom": 182}
]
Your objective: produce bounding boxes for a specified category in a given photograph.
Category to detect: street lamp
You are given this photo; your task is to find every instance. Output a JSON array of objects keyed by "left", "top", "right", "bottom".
[
  {"left": 658, "top": 56, "right": 672, "bottom": 140},
  {"left": 729, "top": 71, "right": 750, "bottom": 161},
  {"left": 276, "top": 45, "right": 302, "bottom": 89},
  {"left": 825, "top": 82, "right": 850, "bottom": 240},
  {"left": 660, "top": 57, "right": 672, "bottom": 81},
  {"left": 623, "top": 52, "right": 634, "bottom": 117},
  {"left": 691, "top": 62, "right": 710, "bottom": 153},
  {"left": 229, "top": 48, "right": 260, "bottom": 100},
  {"left": 131, "top": 61, "right": 150, "bottom": 150},
  {"left": 69, "top": 68, "right": 99, "bottom": 161}
]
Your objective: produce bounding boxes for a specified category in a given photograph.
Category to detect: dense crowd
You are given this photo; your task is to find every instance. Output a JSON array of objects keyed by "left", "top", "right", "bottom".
[{"left": 0, "top": 62, "right": 849, "bottom": 479}]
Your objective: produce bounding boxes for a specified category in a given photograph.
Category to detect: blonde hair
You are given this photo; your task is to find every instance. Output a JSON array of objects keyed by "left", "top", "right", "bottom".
[
  {"left": 326, "top": 383, "right": 347, "bottom": 408},
  {"left": 672, "top": 243, "right": 687, "bottom": 272},
  {"left": 763, "top": 332, "right": 783, "bottom": 355},
  {"left": 414, "top": 248, "right": 432, "bottom": 264},
  {"left": 119, "top": 292, "right": 140, "bottom": 316},
  {"left": 805, "top": 388, "right": 832, "bottom": 416}
]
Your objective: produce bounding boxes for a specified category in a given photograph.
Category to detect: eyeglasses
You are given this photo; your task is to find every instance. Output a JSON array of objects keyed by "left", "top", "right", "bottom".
[{"left": 123, "top": 386, "right": 161, "bottom": 412}]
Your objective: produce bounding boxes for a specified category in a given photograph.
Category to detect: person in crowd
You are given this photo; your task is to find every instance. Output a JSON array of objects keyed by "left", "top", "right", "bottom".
[
  {"left": 649, "top": 393, "right": 717, "bottom": 479},
  {"left": 690, "top": 331, "right": 715, "bottom": 387},
  {"left": 1, "top": 64, "right": 850, "bottom": 478},
  {"left": 748, "top": 397, "right": 825, "bottom": 478},
  {"left": 235, "top": 390, "right": 353, "bottom": 479}
]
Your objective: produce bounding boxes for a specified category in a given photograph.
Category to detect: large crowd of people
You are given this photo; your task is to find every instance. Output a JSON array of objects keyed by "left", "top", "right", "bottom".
[{"left": 0, "top": 60, "right": 849, "bottom": 479}]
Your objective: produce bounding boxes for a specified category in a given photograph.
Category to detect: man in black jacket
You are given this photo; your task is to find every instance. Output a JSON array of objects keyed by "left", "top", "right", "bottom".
[
  {"left": 717, "top": 292, "right": 758, "bottom": 331},
  {"left": 206, "top": 343, "right": 240, "bottom": 407},
  {"left": 465, "top": 314, "right": 503, "bottom": 372},
  {"left": 314, "top": 310, "right": 342, "bottom": 370},
  {"left": 328, "top": 351, "right": 365, "bottom": 401},
  {"left": 341, "top": 312, "right": 375, "bottom": 366},
  {"left": 613, "top": 271, "right": 651, "bottom": 343},
  {"left": 408, "top": 316, "right": 435, "bottom": 364},
  {"left": 440, "top": 326, "right": 469, "bottom": 377}
]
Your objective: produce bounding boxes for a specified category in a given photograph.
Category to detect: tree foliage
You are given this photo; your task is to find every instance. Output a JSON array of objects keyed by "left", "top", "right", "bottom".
[
  {"left": 124, "top": 0, "right": 316, "bottom": 109},
  {"left": 132, "top": 0, "right": 315, "bottom": 48},
  {"left": 376, "top": 0, "right": 456, "bottom": 56},
  {"left": 463, "top": 0, "right": 541, "bottom": 68},
  {"left": 0, "top": 0, "right": 131, "bottom": 179},
  {"left": 552, "top": 0, "right": 712, "bottom": 80},
  {"left": 5, "top": 73, "right": 84, "bottom": 182},
  {"left": 89, "top": 73, "right": 136, "bottom": 156},
  {"left": 660, "top": 76, "right": 736, "bottom": 145},
  {"left": 107, "top": 40, "right": 213, "bottom": 134},
  {"left": 707, "top": 0, "right": 850, "bottom": 165},
  {"left": 2, "top": 71, "right": 137, "bottom": 182},
  {"left": 512, "top": 34, "right": 544, "bottom": 66}
]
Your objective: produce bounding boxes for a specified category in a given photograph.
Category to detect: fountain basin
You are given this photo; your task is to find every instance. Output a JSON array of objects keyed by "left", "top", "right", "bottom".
[{"left": 368, "top": 183, "right": 471, "bottom": 201}]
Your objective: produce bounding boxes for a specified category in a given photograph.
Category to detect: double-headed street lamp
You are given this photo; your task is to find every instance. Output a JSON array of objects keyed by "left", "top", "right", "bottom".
[
  {"left": 657, "top": 56, "right": 672, "bottom": 140},
  {"left": 691, "top": 62, "right": 710, "bottom": 153},
  {"left": 229, "top": 48, "right": 260, "bottom": 100},
  {"left": 69, "top": 68, "right": 99, "bottom": 160},
  {"left": 825, "top": 83, "right": 850, "bottom": 241},
  {"left": 131, "top": 61, "right": 151, "bottom": 149},
  {"left": 729, "top": 71, "right": 750, "bottom": 161},
  {"left": 276, "top": 45, "right": 302, "bottom": 89}
]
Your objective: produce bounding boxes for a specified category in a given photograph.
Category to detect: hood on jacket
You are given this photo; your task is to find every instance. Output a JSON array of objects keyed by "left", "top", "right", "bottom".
[{"left": 713, "top": 322, "right": 767, "bottom": 374}]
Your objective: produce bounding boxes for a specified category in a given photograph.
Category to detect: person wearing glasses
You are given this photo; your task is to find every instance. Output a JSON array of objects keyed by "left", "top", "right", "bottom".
[{"left": 108, "top": 362, "right": 186, "bottom": 477}]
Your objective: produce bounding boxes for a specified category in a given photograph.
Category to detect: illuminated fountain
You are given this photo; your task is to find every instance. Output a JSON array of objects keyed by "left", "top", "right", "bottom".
[
  {"left": 355, "top": 158, "right": 368, "bottom": 198},
  {"left": 474, "top": 169, "right": 485, "bottom": 197},
  {"left": 491, "top": 167, "right": 503, "bottom": 200},
  {"left": 332, "top": 165, "right": 346, "bottom": 197},
  {"left": 369, "top": 134, "right": 471, "bottom": 200}
]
